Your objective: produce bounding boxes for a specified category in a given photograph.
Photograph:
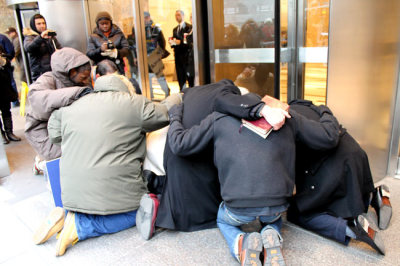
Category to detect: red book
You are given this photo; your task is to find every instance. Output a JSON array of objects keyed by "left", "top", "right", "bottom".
[{"left": 242, "top": 95, "right": 289, "bottom": 139}]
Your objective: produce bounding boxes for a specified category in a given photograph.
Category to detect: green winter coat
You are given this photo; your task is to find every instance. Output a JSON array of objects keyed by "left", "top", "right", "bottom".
[{"left": 48, "top": 74, "right": 181, "bottom": 215}]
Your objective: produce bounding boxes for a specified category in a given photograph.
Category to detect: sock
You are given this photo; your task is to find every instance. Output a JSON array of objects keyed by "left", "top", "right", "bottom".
[{"left": 345, "top": 226, "right": 357, "bottom": 239}]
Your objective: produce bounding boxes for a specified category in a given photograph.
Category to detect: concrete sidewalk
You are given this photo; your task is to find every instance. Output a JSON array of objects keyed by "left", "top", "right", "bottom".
[{"left": 0, "top": 108, "right": 398, "bottom": 265}]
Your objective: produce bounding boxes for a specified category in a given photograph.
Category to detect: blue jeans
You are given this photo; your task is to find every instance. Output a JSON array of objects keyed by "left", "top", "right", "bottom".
[
  {"left": 75, "top": 210, "right": 137, "bottom": 241},
  {"left": 217, "top": 202, "right": 282, "bottom": 261},
  {"left": 149, "top": 73, "right": 169, "bottom": 98}
]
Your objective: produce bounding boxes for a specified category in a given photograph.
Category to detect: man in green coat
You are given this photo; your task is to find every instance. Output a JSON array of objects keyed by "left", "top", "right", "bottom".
[{"left": 34, "top": 74, "right": 181, "bottom": 256}]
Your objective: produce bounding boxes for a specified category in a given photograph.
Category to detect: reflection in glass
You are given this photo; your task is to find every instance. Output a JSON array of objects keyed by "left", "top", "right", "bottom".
[
  {"left": 212, "top": 0, "right": 276, "bottom": 98},
  {"left": 303, "top": 0, "right": 329, "bottom": 105}
]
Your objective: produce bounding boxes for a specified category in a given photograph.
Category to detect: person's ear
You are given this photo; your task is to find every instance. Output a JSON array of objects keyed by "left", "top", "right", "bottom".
[{"left": 69, "top": 68, "right": 77, "bottom": 79}]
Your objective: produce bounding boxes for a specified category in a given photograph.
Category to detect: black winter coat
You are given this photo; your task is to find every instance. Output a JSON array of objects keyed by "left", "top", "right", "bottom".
[
  {"left": 167, "top": 102, "right": 340, "bottom": 210},
  {"left": 24, "top": 29, "right": 62, "bottom": 82},
  {"left": 87, "top": 25, "right": 129, "bottom": 74},
  {"left": 289, "top": 100, "right": 375, "bottom": 219},
  {"left": 156, "top": 79, "right": 264, "bottom": 232},
  {"left": 0, "top": 46, "right": 18, "bottom": 103}
]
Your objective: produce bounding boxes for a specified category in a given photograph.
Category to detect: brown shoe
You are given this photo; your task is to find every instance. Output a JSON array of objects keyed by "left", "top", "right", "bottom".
[
  {"left": 239, "top": 232, "right": 263, "bottom": 266},
  {"left": 261, "top": 228, "right": 285, "bottom": 266},
  {"left": 33, "top": 207, "right": 65, "bottom": 245},
  {"left": 55, "top": 212, "right": 79, "bottom": 256}
]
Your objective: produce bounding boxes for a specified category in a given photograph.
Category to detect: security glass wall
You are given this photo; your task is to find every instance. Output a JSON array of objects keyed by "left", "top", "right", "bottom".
[
  {"left": 209, "top": 0, "right": 277, "bottom": 98},
  {"left": 86, "top": 0, "right": 193, "bottom": 100},
  {"left": 302, "top": 0, "right": 329, "bottom": 105},
  {"left": 142, "top": 0, "right": 193, "bottom": 100}
]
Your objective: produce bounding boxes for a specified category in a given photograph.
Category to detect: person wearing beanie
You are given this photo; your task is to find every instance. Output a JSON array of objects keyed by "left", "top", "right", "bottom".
[
  {"left": 24, "top": 14, "right": 62, "bottom": 82},
  {"left": 87, "top": 11, "right": 129, "bottom": 75}
]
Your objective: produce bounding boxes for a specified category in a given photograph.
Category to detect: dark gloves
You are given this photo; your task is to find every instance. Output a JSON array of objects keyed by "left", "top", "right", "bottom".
[
  {"left": 76, "top": 87, "right": 93, "bottom": 99},
  {"left": 168, "top": 104, "right": 183, "bottom": 122},
  {"left": 309, "top": 104, "right": 333, "bottom": 117}
]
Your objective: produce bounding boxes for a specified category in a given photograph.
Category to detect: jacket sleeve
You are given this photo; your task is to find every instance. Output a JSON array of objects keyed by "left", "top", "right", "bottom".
[
  {"left": 117, "top": 34, "right": 129, "bottom": 58},
  {"left": 158, "top": 30, "right": 166, "bottom": 50},
  {"left": 291, "top": 106, "right": 340, "bottom": 150},
  {"left": 24, "top": 35, "right": 44, "bottom": 53},
  {"left": 86, "top": 36, "right": 103, "bottom": 62},
  {"left": 141, "top": 93, "right": 182, "bottom": 132},
  {"left": 48, "top": 109, "right": 62, "bottom": 144},
  {"left": 214, "top": 89, "right": 265, "bottom": 120},
  {"left": 1, "top": 37, "right": 15, "bottom": 60},
  {"left": 28, "top": 78, "right": 87, "bottom": 120},
  {"left": 167, "top": 106, "right": 216, "bottom": 156}
]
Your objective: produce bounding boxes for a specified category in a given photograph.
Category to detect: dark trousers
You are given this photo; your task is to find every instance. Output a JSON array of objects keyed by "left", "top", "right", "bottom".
[
  {"left": 175, "top": 53, "right": 188, "bottom": 90},
  {"left": 288, "top": 211, "right": 350, "bottom": 245},
  {"left": 0, "top": 102, "right": 11, "bottom": 119}
]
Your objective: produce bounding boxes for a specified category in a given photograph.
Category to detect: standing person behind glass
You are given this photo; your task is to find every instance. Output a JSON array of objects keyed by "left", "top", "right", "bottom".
[
  {"left": 6, "top": 27, "right": 27, "bottom": 83},
  {"left": 185, "top": 13, "right": 194, "bottom": 88},
  {"left": 24, "top": 14, "right": 62, "bottom": 82},
  {"left": 143, "top": 11, "right": 170, "bottom": 99},
  {"left": 87, "top": 12, "right": 129, "bottom": 75},
  {"left": 170, "top": 10, "right": 192, "bottom": 91}
]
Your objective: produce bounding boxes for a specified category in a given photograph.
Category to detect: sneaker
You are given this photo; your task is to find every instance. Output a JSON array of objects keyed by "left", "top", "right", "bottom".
[
  {"left": 33, "top": 207, "right": 65, "bottom": 244},
  {"left": 261, "top": 228, "right": 285, "bottom": 266},
  {"left": 136, "top": 193, "right": 159, "bottom": 240},
  {"left": 33, "top": 156, "right": 45, "bottom": 175},
  {"left": 371, "top": 185, "right": 392, "bottom": 230},
  {"left": 238, "top": 232, "right": 263, "bottom": 266},
  {"left": 55, "top": 212, "right": 79, "bottom": 256}
]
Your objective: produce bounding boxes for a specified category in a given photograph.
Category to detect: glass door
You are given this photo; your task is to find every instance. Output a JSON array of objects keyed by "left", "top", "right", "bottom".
[
  {"left": 208, "top": 0, "right": 278, "bottom": 98},
  {"left": 297, "top": 0, "right": 329, "bottom": 105},
  {"left": 133, "top": 0, "right": 194, "bottom": 101}
]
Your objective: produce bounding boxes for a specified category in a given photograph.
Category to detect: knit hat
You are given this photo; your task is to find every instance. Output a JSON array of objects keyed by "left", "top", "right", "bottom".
[{"left": 95, "top": 11, "right": 112, "bottom": 24}]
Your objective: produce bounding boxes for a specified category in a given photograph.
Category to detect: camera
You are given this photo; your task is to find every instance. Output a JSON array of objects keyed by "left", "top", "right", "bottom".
[
  {"left": 47, "top": 30, "right": 57, "bottom": 37},
  {"left": 107, "top": 40, "right": 115, "bottom": 50}
]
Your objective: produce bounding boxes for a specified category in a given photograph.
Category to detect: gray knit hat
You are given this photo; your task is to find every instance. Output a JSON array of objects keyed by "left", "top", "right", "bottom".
[{"left": 95, "top": 11, "right": 112, "bottom": 23}]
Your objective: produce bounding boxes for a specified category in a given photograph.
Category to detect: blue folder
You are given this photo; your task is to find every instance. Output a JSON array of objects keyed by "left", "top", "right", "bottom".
[{"left": 45, "top": 158, "right": 63, "bottom": 207}]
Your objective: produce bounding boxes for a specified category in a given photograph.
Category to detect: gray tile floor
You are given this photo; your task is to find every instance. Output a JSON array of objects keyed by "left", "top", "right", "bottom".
[{"left": 1, "top": 108, "right": 399, "bottom": 265}]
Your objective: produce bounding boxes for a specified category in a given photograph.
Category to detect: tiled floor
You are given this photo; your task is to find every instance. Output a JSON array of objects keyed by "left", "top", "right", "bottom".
[{"left": 1, "top": 107, "right": 399, "bottom": 265}]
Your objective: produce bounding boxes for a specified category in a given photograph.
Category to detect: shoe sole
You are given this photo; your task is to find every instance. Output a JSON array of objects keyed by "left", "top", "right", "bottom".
[
  {"left": 55, "top": 212, "right": 74, "bottom": 256},
  {"left": 261, "top": 229, "right": 285, "bottom": 266},
  {"left": 33, "top": 207, "right": 64, "bottom": 245},
  {"left": 242, "top": 232, "right": 263, "bottom": 266},
  {"left": 357, "top": 215, "right": 385, "bottom": 255},
  {"left": 136, "top": 194, "right": 157, "bottom": 240},
  {"left": 378, "top": 205, "right": 392, "bottom": 230}
]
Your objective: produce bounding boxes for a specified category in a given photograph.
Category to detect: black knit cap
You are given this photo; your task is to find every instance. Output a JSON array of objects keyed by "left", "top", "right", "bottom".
[{"left": 95, "top": 11, "right": 112, "bottom": 24}]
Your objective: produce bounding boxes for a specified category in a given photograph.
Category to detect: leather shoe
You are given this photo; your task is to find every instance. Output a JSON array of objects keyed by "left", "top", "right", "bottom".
[
  {"left": 348, "top": 215, "right": 385, "bottom": 255},
  {"left": 371, "top": 184, "right": 392, "bottom": 230}
]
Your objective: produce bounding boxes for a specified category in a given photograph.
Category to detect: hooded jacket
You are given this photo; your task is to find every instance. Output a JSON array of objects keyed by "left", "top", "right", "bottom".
[
  {"left": 23, "top": 16, "right": 62, "bottom": 81},
  {"left": 25, "top": 48, "right": 90, "bottom": 160},
  {"left": 47, "top": 75, "right": 181, "bottom": 215},
  {"left": 87, "top": 24, "right": 129, "bottom": 74}
]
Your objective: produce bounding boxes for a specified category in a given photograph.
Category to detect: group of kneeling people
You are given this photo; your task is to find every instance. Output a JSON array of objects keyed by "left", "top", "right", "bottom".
[{"left": 27, "top": 47, "right": 392, "bottom": 265}]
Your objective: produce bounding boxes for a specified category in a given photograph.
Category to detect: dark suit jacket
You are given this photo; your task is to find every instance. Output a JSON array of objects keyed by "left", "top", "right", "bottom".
[{"left": 172, "top": 22, "right": 192, "bottom": 59}]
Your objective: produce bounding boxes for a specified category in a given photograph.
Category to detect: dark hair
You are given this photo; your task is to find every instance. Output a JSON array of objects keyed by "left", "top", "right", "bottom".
[
  {"left": 75, "top": 62, "right": 91, "bottom": 73},
  {"left": 96, "top": 59, "right": 118, "bottom": 76},
  {"left": 30, "top": 14, "right": 46, "bottom": 34}
]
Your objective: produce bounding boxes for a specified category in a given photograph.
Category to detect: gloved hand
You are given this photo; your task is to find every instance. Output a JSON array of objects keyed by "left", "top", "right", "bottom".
[
  {"left": 168, "top": 104, "right": 183, "bottom": 122},
  {"left": 101, "top": 48, "right": 118, "bottom": 59},
  {"left": 76, "top": 87, "right": 93, "bottom": 99},
  {"left": 309, "top": 104, "right": 332, "bottom": 117}
]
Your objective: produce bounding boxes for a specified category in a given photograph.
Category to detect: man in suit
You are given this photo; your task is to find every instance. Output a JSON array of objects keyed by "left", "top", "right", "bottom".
[{"left": 171, "top": 10, "right": 192, "bottom": 91}]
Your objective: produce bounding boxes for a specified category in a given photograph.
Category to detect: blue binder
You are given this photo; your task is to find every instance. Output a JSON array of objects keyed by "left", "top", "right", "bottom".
[{"left": 45, "top": 158, "right": 63, "bottom": 207}]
